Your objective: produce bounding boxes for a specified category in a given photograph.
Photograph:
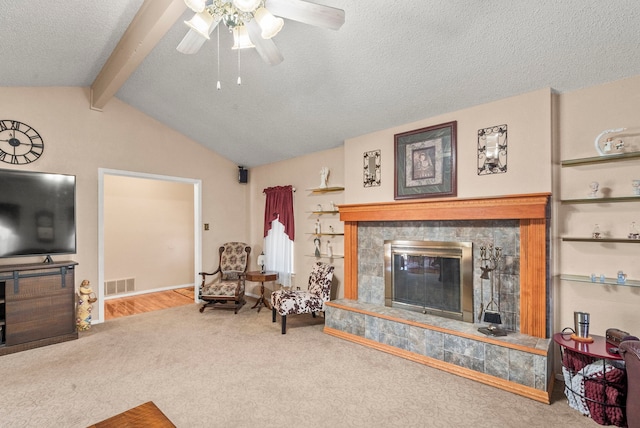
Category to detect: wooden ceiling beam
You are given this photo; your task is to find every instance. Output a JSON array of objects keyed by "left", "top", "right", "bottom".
[{"left": 90, "top": 0, "right": 186, "bottom": 110}]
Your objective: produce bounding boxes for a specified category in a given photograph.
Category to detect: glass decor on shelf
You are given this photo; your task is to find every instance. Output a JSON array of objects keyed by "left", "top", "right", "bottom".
[{"left": 592, "top": 224, "right": 602, "bottom": 239}]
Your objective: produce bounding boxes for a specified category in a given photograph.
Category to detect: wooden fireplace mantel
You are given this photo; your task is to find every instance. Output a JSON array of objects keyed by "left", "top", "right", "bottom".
[{"left": 338, "top": 193, "right": 551, "bottom": 338}]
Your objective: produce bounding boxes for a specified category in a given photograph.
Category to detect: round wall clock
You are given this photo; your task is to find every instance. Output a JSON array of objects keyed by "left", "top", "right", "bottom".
[{"left": 0, "top": 120, "right": 44, "bottom": 164}]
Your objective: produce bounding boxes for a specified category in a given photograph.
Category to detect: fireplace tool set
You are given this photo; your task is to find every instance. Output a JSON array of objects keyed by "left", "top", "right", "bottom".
[{"left": 478, "top": 244, "right": 507, "bottom": 336}]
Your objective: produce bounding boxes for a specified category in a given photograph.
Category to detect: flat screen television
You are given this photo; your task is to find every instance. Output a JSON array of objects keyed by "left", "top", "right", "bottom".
[{"left": 0, "top": 169, "right": 76, "bottom": 259}]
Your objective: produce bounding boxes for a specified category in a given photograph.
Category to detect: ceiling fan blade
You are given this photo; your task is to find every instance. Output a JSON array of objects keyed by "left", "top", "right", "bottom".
[
  {"left": 176, "top": 29, "right": 208, "bottom": 54},
  {"left": 247, "top": 19, "right": 284, "bottom": 65},
  {"left": 265, "top": 0, "right": 345, "bottom": 30},
  {"left": 176, "top": 17, "right": 221, "bottom": 54}
]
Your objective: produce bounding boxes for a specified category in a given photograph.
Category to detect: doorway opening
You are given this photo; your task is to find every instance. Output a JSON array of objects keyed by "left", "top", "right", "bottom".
[{"left": 98, "top": 168, "right": 202, "bottom": 323}]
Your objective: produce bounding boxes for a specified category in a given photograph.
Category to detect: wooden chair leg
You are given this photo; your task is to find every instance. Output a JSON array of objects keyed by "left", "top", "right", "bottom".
[
  {"left": 272, "top": 308, "right": 276, "bottom": 322},
  {"left": 281, "top": 315, "right": 287, "bottom": 334}
]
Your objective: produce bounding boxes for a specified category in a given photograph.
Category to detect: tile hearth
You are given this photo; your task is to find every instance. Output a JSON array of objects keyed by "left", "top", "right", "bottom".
[{"left": 325, "top": 299, "right": 551, "bottom": 403}]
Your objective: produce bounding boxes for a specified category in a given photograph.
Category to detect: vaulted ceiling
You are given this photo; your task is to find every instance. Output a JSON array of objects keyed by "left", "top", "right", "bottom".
[{"left": 3, "top": 1, "right": 640, "bottom": 167}]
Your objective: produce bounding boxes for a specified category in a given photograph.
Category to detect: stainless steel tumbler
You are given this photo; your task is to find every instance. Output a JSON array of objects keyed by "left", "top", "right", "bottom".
[{"left": 574, "top": 311, "right": 590, "bottom": 338}]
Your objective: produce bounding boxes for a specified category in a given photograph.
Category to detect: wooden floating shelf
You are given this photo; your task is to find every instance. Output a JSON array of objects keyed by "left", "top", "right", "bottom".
[{"left": 307, "top": 186, "right": 344, "bottom": 193}]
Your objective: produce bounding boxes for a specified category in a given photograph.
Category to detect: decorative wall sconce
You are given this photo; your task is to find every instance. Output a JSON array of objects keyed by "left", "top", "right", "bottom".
[
  {"left": 478, "top": 124, "right": 507, "bottom": 175},
  {"left": 363, "top": 149, "right": 381, "bottom": 187}
]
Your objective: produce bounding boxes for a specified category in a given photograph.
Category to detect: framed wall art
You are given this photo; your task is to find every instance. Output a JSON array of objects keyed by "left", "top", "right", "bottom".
[
  {"left": 394, "top": 121, "right": 457, "bottom": 200},
  {"left": 363, "top": 149, "right": 381, "bottom": 187}
]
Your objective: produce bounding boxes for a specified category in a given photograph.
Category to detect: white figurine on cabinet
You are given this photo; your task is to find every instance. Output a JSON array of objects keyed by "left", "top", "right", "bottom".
[
  {"left": 315, "top": 219, "right": 321, "bottom": 234},
  {"left": 327, "top": 241, "right": 333, "bottom": 257},
  {"left": 588, "top": 181, "right": 599, "bottom": 198}
]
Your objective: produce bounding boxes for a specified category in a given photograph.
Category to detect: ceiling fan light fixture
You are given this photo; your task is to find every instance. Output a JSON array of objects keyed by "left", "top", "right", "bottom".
[
  {"left": 254, "top": 7, "right": 284, "bottom": 39},
  {"left": 184, "top": 0, "right": 206, "bottom": 13},
  {"left": 232, "top": 26, "right": 255, "bottom": 49},
  {"left": 184, "top": 11, "right": 215, "bottom": 40},
  {"left": 232, "top": 0, "right": 262, "bottom": 13}
]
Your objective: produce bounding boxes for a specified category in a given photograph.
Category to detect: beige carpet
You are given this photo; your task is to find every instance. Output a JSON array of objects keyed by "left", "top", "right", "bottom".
[{"left": 0, "top": 303, "right": 599, "bottom": 427}]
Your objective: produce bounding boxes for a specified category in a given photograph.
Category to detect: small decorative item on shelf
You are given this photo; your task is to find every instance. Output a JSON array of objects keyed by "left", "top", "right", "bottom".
[
  {"left": 592, "top": 223, "right": 602, "bottom": 239},
  {"left": 316, "top": 204, "right": 322, "bottom": 212},
  {"left": 629, "top": 222, "right": 640, "bottom": 239},
  {"left": 329, "top": 225, "right": 334, "bottom": 233},
  {"left": 314, "top": 237, "right": 321, "bottom": 257},
  {"left": 594, "top": 127, "right": 626, "bottom": 156},
  {"left": 319, "top": 166, "right": 329, "bottom": 188},
  {"left": 602, "top": 137, "right": 625, "bottom": 154},
  {"left": 633, "top": 179, "right": 640, "bottom": 196},
  {"left": 590, "top": 273, "right": 596, "bottom": 282},
  {"left": 617, "top": 271, "right": 627, "bottom": 285},
  {"left": 588, "top": 181, "right": 599, "bottom": 198},
  {"left": 600, "top": 274, "right": 606, "bottom": 283},
  {"left": 329, "top": 201, "right": 335, "bottom": 211},
  {"left": 315, "top": 219, "right": 321, "bottom": 234},
  {"left": 326, "top": 240, "right": 333, "bottom": 257}
]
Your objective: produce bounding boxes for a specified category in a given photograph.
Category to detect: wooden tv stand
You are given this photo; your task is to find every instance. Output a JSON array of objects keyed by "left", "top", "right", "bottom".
[{"left": 0, "top": 260, "right": 78, "bottom": 356}]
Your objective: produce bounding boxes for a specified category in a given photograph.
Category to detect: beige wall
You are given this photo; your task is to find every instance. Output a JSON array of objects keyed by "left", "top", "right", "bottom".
[
  {"left": 344, "top": 88, "right": 553, "bottom": 203},
  {"left": 0, "top": 87, "right": 248, "bottom": 320},
  {"left": 555, "top": 74, "right": 640, "bottom": 337},
  {"left": 2, "top": 76, "right": 638, "bottom": 338},
  {"left": 249, "top": 147, "right": 344, "bottom": 299},
  {"left": 104, "top": 175, "right": 194, "bottom": 293}
]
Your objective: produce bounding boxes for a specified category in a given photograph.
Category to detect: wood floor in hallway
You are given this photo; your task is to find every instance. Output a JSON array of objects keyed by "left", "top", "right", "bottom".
[{"left": 104, "top": 288, "right": 195, "bottom": 320}]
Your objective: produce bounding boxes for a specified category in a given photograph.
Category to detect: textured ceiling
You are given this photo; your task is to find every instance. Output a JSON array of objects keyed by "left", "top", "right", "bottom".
[{"left": 2, "top": 1, "right": 640, "bottom": 167}]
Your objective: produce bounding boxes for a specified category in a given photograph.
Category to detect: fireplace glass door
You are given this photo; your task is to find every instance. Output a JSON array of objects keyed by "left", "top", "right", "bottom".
[
  {"left": 384, "top": 240, "right": 473, "bottom": 322},
  {"left": 392, "top": 253, "right": 460, "bottom": 313}
]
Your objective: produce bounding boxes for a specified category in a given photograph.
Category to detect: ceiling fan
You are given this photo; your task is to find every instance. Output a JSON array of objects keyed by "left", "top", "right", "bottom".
[{"left": 177, "top": 0, "right": 345, "bottom": 65}]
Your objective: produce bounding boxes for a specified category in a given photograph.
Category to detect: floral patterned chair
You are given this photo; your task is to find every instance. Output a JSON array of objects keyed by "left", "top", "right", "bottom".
[
  {"left": 199, "top": 242, "right": 251, "bottom": 314},
  {"left": 271, "top": 262, "right": 334, "bottom": 334}
]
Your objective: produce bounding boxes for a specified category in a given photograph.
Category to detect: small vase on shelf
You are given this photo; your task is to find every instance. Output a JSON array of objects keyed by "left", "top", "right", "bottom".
[{"left": 592, "top": 224, "right": 602, "bottom": 239}]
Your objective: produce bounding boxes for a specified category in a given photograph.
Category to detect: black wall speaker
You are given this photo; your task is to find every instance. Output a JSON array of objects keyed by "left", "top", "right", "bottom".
[{"left": 238, "top": 166, "right": 248, "bottom": 183}]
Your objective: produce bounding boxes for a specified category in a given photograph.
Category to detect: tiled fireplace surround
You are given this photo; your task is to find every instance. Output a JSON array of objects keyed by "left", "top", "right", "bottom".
[{"left": 324, "top": 194, "right": 553, "bottom": 403}]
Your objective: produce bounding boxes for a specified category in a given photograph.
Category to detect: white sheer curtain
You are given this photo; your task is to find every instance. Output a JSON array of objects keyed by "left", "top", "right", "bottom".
[{"left": 264, "top": 217, "right": 294, "bottom": 287}]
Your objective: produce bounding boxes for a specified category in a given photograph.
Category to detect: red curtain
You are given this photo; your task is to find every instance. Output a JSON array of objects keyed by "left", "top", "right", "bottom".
[{"left": 263, "top": 185, "right": 295, "bottom": 241}]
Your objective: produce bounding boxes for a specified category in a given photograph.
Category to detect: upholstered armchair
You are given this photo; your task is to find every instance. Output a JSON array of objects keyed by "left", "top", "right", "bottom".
[
  {"left": 271, "top": 262, "right": 334, "bottom": 334},
  {"left": 620, "top": 340, "right": 640, "bottom": 428},
  {"left": 199, "top": 242, "right": 251, "bottom": 314}
]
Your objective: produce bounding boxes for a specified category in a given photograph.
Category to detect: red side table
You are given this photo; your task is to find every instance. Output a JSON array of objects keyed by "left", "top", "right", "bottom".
[{"left": 553, "top": 332, "right": 626, "bottom": 426}]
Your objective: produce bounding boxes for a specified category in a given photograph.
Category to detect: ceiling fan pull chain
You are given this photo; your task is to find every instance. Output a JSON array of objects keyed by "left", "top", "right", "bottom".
[
  {"left": 237, "top": 47, "right": 242, "bottom": 85},
  {"left": 216, "top": 24, "right": 222, "bottom": 90}
]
